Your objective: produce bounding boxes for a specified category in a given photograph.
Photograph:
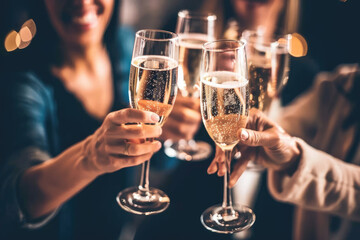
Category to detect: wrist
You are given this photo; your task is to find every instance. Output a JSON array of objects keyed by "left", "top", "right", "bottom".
[
  {"left": 278, "top": 139, "right": 302, "bottom": 176},
  {"left": 80, "top": 135, "right": 102, "bottom": 178}
]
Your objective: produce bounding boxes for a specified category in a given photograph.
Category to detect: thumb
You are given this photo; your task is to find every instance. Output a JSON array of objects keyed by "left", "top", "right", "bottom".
[{"left": 238, "top": 128, "right": 272, "bottom": 147}]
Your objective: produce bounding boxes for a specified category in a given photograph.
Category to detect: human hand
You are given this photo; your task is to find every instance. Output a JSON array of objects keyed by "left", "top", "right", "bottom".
[
  {"left": 208, "top": 108, "right": 300, "bottom": 187},
  {"left": 160, "top": 95, "right": 202, "bottom": 142},
  {"left": 83, "top": 108, "right": 163, "bottom": 175}
]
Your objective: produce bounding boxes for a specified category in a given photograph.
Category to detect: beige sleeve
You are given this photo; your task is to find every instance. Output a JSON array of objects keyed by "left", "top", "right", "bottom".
[{"left": 268, "top": 138, "right": 360, "bottom": 221}]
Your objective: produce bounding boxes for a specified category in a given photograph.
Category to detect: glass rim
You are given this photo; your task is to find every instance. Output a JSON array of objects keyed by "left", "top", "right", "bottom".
[
  {"left": 241, "top": 29, "right": 291, "bottom": 45},
  {"left": 202, "top": 39, "right": 246, "bottom": 52},
  {"left": 136, "top": 29, "right": 179, "bottom": 42},
  {"left": 178, "top": 9, "right": 217, "bottom": 21}
]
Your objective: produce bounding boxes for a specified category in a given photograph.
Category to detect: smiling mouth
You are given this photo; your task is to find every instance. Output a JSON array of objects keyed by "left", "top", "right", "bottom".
[{"left": 63, "top": 8, "right": 100, "bottom": 30}]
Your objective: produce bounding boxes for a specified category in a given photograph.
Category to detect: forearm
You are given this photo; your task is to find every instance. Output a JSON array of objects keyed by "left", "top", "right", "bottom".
[
  {"left": 268, "top": 138, "right": 360, "bottom": 221},
  {"left": 18, "top": 136, "right": 98, "bottom": 219}
]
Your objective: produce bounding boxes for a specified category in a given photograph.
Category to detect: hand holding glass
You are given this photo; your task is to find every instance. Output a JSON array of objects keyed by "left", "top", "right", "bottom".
[
  {"left": 240, "top": 30, "right": 290, "bottom": 170},
  {"left": 199, "top": 40, "right": 255, "bottom": 233},
  {"left": 117, "top": 29, "right": 179, "bottom": 215},
  {"left": 164, "top": 10, "right": 216, "bottom": 161}
]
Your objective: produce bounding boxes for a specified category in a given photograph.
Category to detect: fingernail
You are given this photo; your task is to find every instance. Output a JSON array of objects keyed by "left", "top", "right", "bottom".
[
  {"left": 240, "top": 129, "right": 249, "bottom": 141},
  {"left": 151, "top": 113, "right": 160, "bottom": 122},
  {"left": 156, "top": 141, "right": 162, "bottom": 150},
  {"left": 207, "top": 167, "right": 215, "bottom": 174}
]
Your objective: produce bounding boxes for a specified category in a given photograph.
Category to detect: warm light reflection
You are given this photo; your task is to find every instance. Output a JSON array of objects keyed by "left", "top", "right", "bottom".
[
  {"left": 19, "top": 26, "right": 32, "bottom": 42},
  {"left": 18, "top": 38, "right": 31, "bottom": 49},
  {"left": 4, "top": 30, "right": 19, "bottom": 52},
  {"left": 4, "top": 19, "right": 36, "bottom": 52},
  {"left": 289, "top": 33, "right": 308, "bottom": 57},
  {"left": 22, "top": 19, "right": 37, "bottom": 39}
]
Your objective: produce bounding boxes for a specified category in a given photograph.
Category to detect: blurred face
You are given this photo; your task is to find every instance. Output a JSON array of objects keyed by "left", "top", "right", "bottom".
[
  {"left": 231, "top": 0, "right": 272, "bottom": 27},
  {"left": 44, "top": 0, "right": 115, "bottom": 47}
]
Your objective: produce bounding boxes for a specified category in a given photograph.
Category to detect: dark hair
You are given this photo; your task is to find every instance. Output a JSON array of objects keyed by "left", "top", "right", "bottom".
[{"left": 5, "top": 0, "right": 121, "bottom": 72}]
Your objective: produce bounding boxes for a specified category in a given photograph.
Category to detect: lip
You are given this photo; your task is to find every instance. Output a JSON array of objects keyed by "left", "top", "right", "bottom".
[{"left": 63, "top": 7, "right": 100, "bottom": 31}]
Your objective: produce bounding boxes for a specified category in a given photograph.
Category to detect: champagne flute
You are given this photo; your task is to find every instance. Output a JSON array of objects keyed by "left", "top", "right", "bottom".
[
  {"left": 240, "top": 29, "right": 290, "bottom": 170},
  {"left": 117, "top": 29, "right": 179, "bottom": 215},
  {"left": 164, "top": 10, "right": 216, "bottom": 161},
  {"left": 200, "top": 39, "right": 255, "bottom": 233}
]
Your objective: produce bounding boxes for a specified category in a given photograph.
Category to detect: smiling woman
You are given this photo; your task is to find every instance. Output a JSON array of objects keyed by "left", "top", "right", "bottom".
[
  {"left": 0, "top": 0, "right": 165, "bottom": 240},
  {"left": 44, "top": 0, "right": 114, "bottom": 46}
]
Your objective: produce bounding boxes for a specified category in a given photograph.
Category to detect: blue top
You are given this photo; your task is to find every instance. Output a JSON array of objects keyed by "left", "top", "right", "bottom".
[{"left": 0, "top": 27, "right": 138, "bottom": 240}]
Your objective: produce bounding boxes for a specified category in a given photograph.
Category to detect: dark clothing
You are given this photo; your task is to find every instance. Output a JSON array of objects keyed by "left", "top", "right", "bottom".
[{"left": 0, "top": 27, "right": 135, "bottom": 240}]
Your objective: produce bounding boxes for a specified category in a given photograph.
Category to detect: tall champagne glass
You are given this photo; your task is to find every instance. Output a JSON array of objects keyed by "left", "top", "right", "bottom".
[
  {"left": 200, "top": 39, "right": 255, "bottom": 233},
  {"left": 117, "top": 29, "right": 179, "bottom": 215},
  {"left": 242, "top": 30, "right": 290, "bottom": 112},
  {"left": 241, "top": 29, "right": 290, "bottom": 171},
  {"left": 164, "top": 10, "right": 216, "bottom": 161}
]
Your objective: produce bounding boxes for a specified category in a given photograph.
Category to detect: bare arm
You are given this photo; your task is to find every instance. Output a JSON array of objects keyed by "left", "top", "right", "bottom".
[{"left": 18, "top": 109, "right": 162, "bottom": 219}]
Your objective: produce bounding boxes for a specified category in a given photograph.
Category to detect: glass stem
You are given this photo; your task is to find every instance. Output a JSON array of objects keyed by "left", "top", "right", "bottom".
[
  {"left": 138, "top": 138, "right": 153, "bottom": 193},
  {"left": 222, "top": 150, "right": 233, "bottom": 210},
  {"left": 138, "top": 160, "right": 150, "bottom": 192}
]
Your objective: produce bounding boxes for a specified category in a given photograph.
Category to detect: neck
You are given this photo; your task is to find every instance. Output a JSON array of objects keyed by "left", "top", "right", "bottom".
[{"left": 58, "top": 42, "right": 108, "bottom": 72}]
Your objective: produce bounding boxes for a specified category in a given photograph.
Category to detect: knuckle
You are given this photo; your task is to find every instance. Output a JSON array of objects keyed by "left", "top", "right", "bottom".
[
  {"left": 129, "top": 125, "right": 142, "bottom": 136},
  {"left": 130, "top": 156, "right": 144, "bottom": 166},
  {"left": 104, "top": 144, "right": 110, "bottom": 154},
  {"left": 123, "top": 108, "right": 131, "bottom": 118},
  {"left": 126, "top": 143, "right": 133, "bottom": 155},
  {"left": 251, "top": 132, "right": 260, "bottom": 144},
  {"left": 130, "top": 144, "right": 140, "bottom": 155}
]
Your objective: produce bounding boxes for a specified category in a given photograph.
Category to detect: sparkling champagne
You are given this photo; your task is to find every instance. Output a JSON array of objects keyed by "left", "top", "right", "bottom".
[
  {"left": 269, "top": 50, "right": 290, "bottom": 98},
  {"left": 201, "top": 71, "right": 249, "bottom": 150},
  {"left": 178, "top": 33, "right": 209, "bottom": 97},
  {"left": 248, "top": 60, "right": 272, "bottom": 112},
  {"left": 129, "top": 55, "right": 178, "bottom": 125}
]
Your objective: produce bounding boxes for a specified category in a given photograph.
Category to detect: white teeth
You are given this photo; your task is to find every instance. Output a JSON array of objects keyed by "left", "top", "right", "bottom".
[{"left": 72, "top": 11, "right": 97, "bottom": 25}]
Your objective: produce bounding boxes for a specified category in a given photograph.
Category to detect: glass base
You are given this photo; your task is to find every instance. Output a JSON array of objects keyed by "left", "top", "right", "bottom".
[
  {"left": 164, "top": 139, "right": 212, "bottom": 161},
  {"left": 116, "top": 186, "right": 170, "bottom": 215},
  {"left": 200, "top": 204, "right": 255, "bottom": 234}
]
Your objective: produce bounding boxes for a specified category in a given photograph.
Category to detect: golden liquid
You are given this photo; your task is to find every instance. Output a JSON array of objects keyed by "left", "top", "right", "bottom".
[
  {"left": 201, "top": 71, "right": 249, "bottom": 150},
  {"left": 205, "top": 114, "right": 248, "bottom": 149},
  {"left": 137, "top": 99, "right": 173, "bottom": 123},
  {"left": 249, "top": 63, "right": 272, "bottom": 112},
  {"left": 129, "top": 55, "right": 178, "bottom": 125},
  {"left": 178, "top": 34, "right": 208, "bottom": 97}
]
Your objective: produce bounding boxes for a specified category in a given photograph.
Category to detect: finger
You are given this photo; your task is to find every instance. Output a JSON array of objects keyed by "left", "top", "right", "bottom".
[
  {"left": 248, "top": 108, "right": 277, "bottom": 131},
  {"left": 109, "top": 153, "right": 153, "bottom": 170},
  {"left": 217, "top": 161, "right": 227, "bottom": 177},
  {"left": 169, "top": 107, "right": 201, "bottom": 124},
  {"left": 107, "top": 108, "right": 160, "bottom": 125},
  {"left": 207, "top": 160, "right": 218, "bottom": 174},
  {"left": 106, "top": 124, "right": 162, "bottom": 139},
  {"left": 162, "top": 120, "right": 199, "bottom": 140},
  {"left": 238, "top": 128, "right": 275, "bottom": 147},
  {"left": 208, "top": 146, "right": 226, "bottom": 175},
  {"left": 216, "top": 149, "right": 227, "bottom": 177},
  {"left": 175, "top": 95, "right": 200, "bottom": 110},
  {"left": 229, "top": 158, "right": 250, "bottom": 188},
  {"left": 105, "top": 140, "right": 162, "bottom": 156}
]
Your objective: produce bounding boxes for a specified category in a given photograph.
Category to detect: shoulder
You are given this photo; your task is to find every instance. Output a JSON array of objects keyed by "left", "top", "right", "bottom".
[
  {"left": 1, "top": 71, "right": 53, "bottom": 107},
  {"left": 2, "top": 71, "right": 49, "bottom": 91},
  {"left": 314, "top": 64, "right": 359, "bottom": 90}
]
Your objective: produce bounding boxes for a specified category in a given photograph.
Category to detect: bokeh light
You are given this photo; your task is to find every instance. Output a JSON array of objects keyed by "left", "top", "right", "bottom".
[
  {"left": 21, "top": 19, "right": 37, "bottom": 39},
  {"left": 289, "top": 33, "right": 308, "bottom": 57},
  {"left": 4, "top": 19, "right": 36, "bottom": 52},
  {"left": 19, "top": 26, "right": 32, "bottom": 42},
  {"left": 4, "top": 30, "right": 19, "bottom": 52}
]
